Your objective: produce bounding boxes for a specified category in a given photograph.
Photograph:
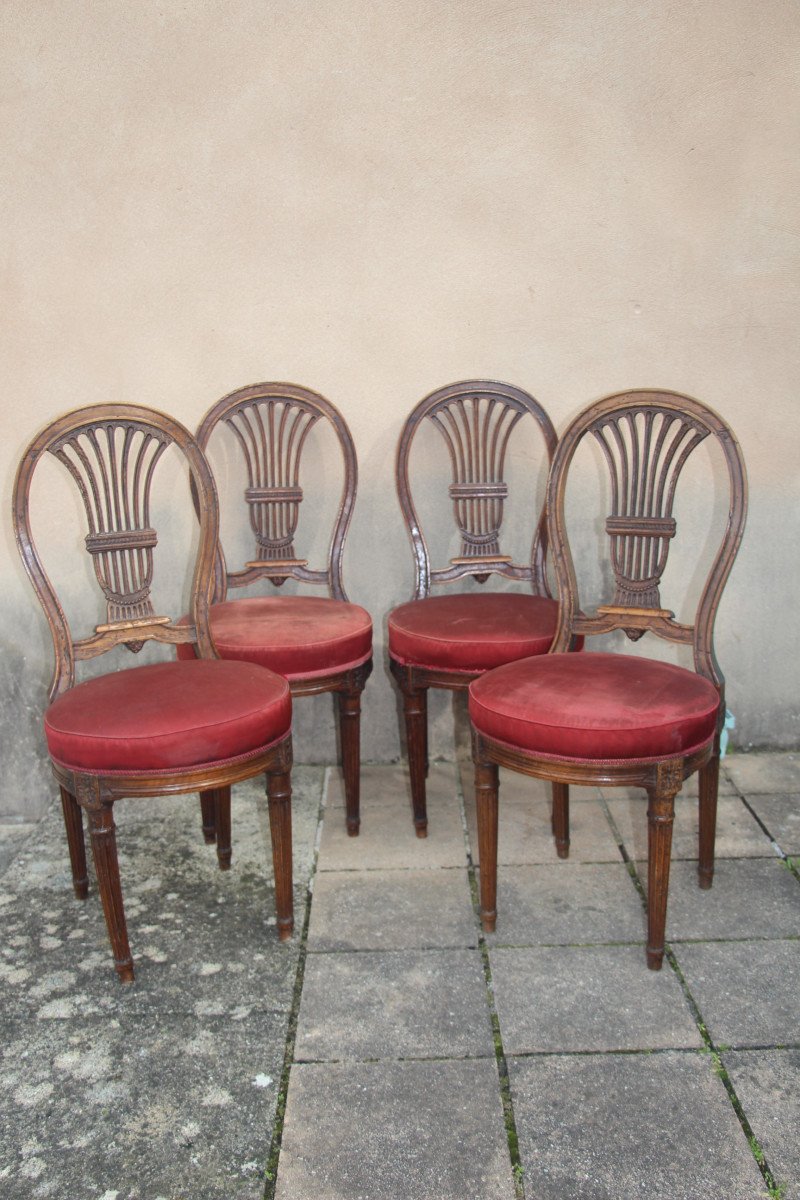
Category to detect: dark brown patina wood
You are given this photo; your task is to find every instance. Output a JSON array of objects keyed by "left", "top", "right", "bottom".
[
  {"left": 472, "top": 389, "right": 748, "bottom": 969},
  {"left": 13, "top": 404, "right": 294, "bottom": 983},
  {"left": 194, "top": 383, "right": 371, "bottom": 834},
  {"left": 392, "top": 380, "right": 558, "bottom": 834}
]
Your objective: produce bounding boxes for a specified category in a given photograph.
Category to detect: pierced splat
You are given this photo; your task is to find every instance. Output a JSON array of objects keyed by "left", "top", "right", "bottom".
[
  {"left": 590, "top": 407, "right": 709, "bottom": 639},
  {"left": 50, "top": 421, "right": 170, "bottom": 650},
  {"left": 431, "top": 392, "right": 526, "bottom": 578},
  {"left": 222, "top": 397, "right": 320, "bottom": 587}
]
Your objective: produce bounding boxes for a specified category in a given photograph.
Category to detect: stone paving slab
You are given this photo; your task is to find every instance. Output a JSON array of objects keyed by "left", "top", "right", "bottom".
[
  {"left": 325, "top": 760, "right": 459, "bottom": 812},
  {"left": 724, "top": 751, "right": 800, "bottom": 794},
  {"left": 318, "top": 767, "right": 467, "bottom": 871},
  {"left": 0, "top": 824, "right": 38, "bottom": 877},
  {"left": 508, "top": 1050, "right": 768, "bottom": 1199},
  {"left": 723, "top": 1049, "right": 800, "bottom": 1200},
  {"left": 0, "top": 1010, "right": 285, "bottom": 1200},
  {"left": 276, "top": 1058, "right": 516, "bottom": 1200},
  {"left": 463, "top": 775, "right": 623, "bottom": 865},
  {"left": 745, "top": 793, "right": 800, "bottom": 855},
  {"left": 296, "top": 947, "right": 494, "bottom": 1062},
  {"left": 489, "top": 944, "right": 702, "bottom": 1053},
  {"left": 307, "top": 867, "right": 477, "bottom": 951},
  {"left": 651, "top": 858, "right": 800, "bottom": 941},
  {"left": 480, "top": 862, "right": 647, "bottom": 946},
  {"left": 674, "top": 939, "right": 800, "bottom": 1047},
  {"left": 607, "top": 794, "right": 775, "bottom": 861}
]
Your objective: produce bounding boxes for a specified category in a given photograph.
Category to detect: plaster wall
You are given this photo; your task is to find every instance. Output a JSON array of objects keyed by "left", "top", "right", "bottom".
[{"left": 2, "top": 0, "right": 798, "bottom": 818}]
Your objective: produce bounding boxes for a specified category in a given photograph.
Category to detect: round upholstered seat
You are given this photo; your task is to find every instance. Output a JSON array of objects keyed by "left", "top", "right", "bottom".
[
  {"left": 44, "top": 659, "right": 291, "bottom": 773},
  {"left": 388, "top": 592, "right": 560, "bottom": 673},
  {"left": 177, "top": 595, "right": 373, "bottom": 681},
  {"left": 469, "top": 652, "right": 720, "bottom": 762}
]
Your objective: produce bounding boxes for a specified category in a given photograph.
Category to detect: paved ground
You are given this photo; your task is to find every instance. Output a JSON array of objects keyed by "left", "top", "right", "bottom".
[{"left": 0, "top": 749, "right": 798, "bottom": 1199}]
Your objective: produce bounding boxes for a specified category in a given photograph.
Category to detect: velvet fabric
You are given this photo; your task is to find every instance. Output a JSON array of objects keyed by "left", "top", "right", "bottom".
[
  {"left": 177, "top": 596, "right": 372, "bottom": 680},
  {"left": 469, "top": 652, "right": 719, "bottom": 762},
  {"left": 45, "top": 659, "right": 291, "bottom": 773},
  {"left": 388, "top": 592, "right": 560, "bottom": 672}
]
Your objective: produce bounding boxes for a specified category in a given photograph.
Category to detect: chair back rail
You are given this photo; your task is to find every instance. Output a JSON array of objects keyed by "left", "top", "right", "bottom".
[
  {"left": 547, "top": 390, "right": 748, "bottom": 689},
  {"left": 396, "top": 379, "right": 558, "bottom": 600},
  {"left": 194, "top": 382, "right": 357, "bottom": 603},
  {"left": 13, "top": 405, "right": 219, "bottom": 702}
]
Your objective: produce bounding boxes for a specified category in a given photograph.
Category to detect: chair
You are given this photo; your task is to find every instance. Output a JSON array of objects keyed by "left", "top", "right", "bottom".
[
  {"left": 179, "top": 383, "right": 372, "bottom": 836},
  {"left": 13, "top": 405, "right": 295, "bottom": 983},
  {"left": 469, "top": 389, "right": 747, "bottom": 968},
  {"left": 389, "top": 379, "right": 562, "bottom": 836}
]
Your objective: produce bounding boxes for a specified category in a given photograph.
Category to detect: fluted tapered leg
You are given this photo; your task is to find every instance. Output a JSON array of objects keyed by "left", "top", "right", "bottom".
[
  {"left": 474, "top": 745, "right": 500, "bottom": 934},
  {"left": 266, "top": 767, "right": 293, "bottom": 940},
  {"left": 60, "top": 786, "right": 88, "bottom": 899},
  {"left": 698, "top": 752, "right": 720, "bottom": 890},
  {"left": 552, "top": 782, "right": 570, "bottom": 859},
  {"left": 87, "top": 802, "right": 134, "bottom": 984},
  {"left": 402, "top": 686, "right": 429, "bottom": 836},
  {"left": 199, "top": 790, "right": 217, "bottom": 844},
  {"left": 339, "top": 688, "right": 363, "bottom": 837},
  {"left": 645, "top": 782, "right": 679, "bottom": 970},
  {"left": 212, "top": 787, "right": 232, "bottom": 870}
]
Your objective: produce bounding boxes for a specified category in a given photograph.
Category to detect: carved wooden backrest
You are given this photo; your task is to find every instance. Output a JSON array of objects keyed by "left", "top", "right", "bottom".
[
  {"left": 396, "top": 380, "right": 558, "bottom": 600},
  {"left": 195, "top": 383, "right": 357, "bottom": 603},
  {"left": 13, "top": 405, "right": 219, "bottom": 702},
  {"left": 547, "top": 390, "right": 748, "bottom": 687}
]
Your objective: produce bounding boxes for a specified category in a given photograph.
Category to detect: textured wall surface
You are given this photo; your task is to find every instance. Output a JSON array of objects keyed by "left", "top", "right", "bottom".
[{"left": 2, "top": 1, "right": 799, "bottom": 818}]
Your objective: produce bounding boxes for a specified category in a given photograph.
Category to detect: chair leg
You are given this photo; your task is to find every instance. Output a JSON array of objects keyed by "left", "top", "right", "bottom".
[
  {"left": 212, "top": 787, "right": 232, "bottom": 870},
  {"left": 87, "top": 801, "right": 134, "bottom": 984},
  {"left": 474, "top": 743, "right": 500, "bottom": 934},
  {"left": 645, "top": 776, "right": 680, "bottom": 971},
  {"left": 59, "top": 786, "right": 89, "bottom": 899},
  {"left": 266, "top": 766, "right": 293, "bottom": 941},
  {"left": 401, "top": 683, "right": 429, "bottom": 837},
  {"left": 199, "top": 790, "right": 217, "bottom": 844},
  {"left": 338, "top": 687, "right": 364, "bottom": 837},
  {"left": 552, "top": 782, "right": 570, "bottom": 859},
  {"left": 697, "top": 752, "right": 720, "bottom": 890}
]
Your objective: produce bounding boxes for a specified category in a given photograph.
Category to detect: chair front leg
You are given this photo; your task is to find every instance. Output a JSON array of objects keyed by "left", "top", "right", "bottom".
[
  {"left": 551, "top": 782, "right": 570, "bottom": 859},
  {"left": 338, "top": 664, "right": 371, "bottom": 837},
  {"left": 59, "top": 785, "right": 89, "bottom": 899},
  {"left": 84, "top": 794, "right": 134, "bottom": 984},
  {"left": 266, "top": 757, "right": 293, "bottom": 941},
  {"left": 199, "top": 790, "right": 217, "bottom": 844},
  {"left": 697, "top": 750, "right": 720, "bottom": 890},
  {"left": 645, "top": 764, "right": 682, "bottom": 971},
  {"left": 400, "top": 677, "right": 430, "bottom": 837},
  {"left": 212, "top": 787, "right": 232, "bottom": 870},
  {"left": 473, "top": 736, "right": 500, "bottom": 934}
]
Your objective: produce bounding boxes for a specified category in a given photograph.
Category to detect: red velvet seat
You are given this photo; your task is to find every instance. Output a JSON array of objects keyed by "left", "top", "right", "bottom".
[
  {"left": 469, "top": 390, "right": 748, "bottom": 970},
  {"left": 45, "top": 659, "right": 291, "bottom": 773},
  {"left": 389, "top": 593, "right": 559, "bottom": 673},
  {"left": 13, "top": 404, "right": 296, "bottom": 983},
  {"left": 470, "top": 653, "right": 719, "bottom": 762},
  {"left": 388, "top": 381, "right": 562, "bottom": 834},
  {"left": 177, "top": 595, "right": 372, "bottom": 680},
  {"left": 190, "top": 383, "right": 373, "bottom": 836}
]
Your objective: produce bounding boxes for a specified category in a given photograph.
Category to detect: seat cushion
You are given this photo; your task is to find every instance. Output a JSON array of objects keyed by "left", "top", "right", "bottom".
[
  {"left": 469, "top": 652, "right": 720, "bottom": 762},
  {"left": 177, "top": 596, "right": 373, "bottom": 680},
  {"left": 388, "top": 592, "right": 560, "bottom": 673},
  {"left": 44, "top": 659, "right": 291, "bottom": 774}
]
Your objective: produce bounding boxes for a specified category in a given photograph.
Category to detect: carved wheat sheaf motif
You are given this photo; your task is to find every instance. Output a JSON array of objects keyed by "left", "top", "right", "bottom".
[
  {"left": 50, "top": 421, "right": 169, "bottom": 646},
  {"left": 224, "top": 399, "right": 319, "bottom": 564},
  {"left": 591, "top": 407, "right": 709, "bottom": 619},
  {"left": 431, "top": 394, "right": 525, "bottom": 560}
]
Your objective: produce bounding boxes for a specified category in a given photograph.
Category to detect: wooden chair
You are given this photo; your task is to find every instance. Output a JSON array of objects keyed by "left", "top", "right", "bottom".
[
  {"left": 178, "top": 383, "right": 372, "bottom": 836},
  {"left": 388, "top": 380, "right": 561, "bottom": 836},
  {"left": 469, "top": 389, "right": 748, "bottom": 968},
  {"left": 13, "top": 405, "right": 295, "bottom": 983}
]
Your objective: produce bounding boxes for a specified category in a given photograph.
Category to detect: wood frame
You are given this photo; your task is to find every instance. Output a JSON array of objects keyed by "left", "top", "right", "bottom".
[
  {"left": 194, "top": 382, "right": 372, "bottom": 835},
  {"left": 391, "top": 380, "right": 558, "bottom": 834},
  {"left": 13, "top": 405, "right": 294, "bottom": 983},
  {"left": 472, "top": 389, "right": 748, "bottom": 968}
]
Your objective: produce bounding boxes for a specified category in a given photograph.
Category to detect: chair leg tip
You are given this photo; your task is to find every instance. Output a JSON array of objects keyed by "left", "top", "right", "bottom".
[
  {"left": 646, "top": 948, "right": 664, "bottom": 970},
  {"left": 217, "top": 855, "right": 232, "bottom": 871},
  {"left": 202, "top": 831, "right": 217, "bottom": 845},
  {"left": 697, "top": 871, "right": 714, "bottom": 890},
  {"left": 277, "top": 921, "right": 294, "bottom": 942},
  {"left": 73, "top": 881, "right": 89, "bottom": 900},
  {"left": 556, "top": 843, "right": 570, "bottom": 860},
  {"left": 415, "top": 824, "right": 428, "bottom": 838},
  {"left": 116, "top": 962, "right": 135, "bottom": 984},
  {"left": 346, "top": 820, "right": 360, "bottom": 837},
  {"left": 480, "top": 913, "right": 497, "bottom": 934}
]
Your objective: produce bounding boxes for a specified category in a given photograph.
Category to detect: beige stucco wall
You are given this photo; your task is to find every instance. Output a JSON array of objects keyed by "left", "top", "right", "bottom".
[{"left": 2, "top": 1, "right": 798, "bottom": 818}]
